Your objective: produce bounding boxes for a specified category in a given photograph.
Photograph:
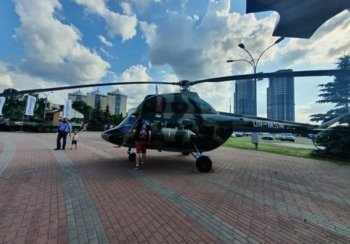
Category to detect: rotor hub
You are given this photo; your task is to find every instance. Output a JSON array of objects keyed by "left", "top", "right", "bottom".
[{"left": 179, "top": 80, "right": 191, "bottom": 92}]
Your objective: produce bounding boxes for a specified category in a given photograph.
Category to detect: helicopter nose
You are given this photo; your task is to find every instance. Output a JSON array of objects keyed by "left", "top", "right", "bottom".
[
  {"left": 101, "top": 132, "right": 110, "bottom": 142},
  {"left": 101, "top": 127, "right": 125, "bottom": 145}
]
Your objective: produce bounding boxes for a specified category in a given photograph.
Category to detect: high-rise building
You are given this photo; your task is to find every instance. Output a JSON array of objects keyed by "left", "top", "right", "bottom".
[
  {"left": 68, "top": 90, "right": 87, "bottom": 103},
  {"left": 87, "top": 90, "right": 107, "bottom": 111},
  {"left": 267, "top": 69, "right": 295, "bottom": 121},
  {"left": 68, "top": 90, "right": 127, "bottom": 115},
  {"left": 234, "top": 79, "right": 257, "bottom": 116},
  {"left": 107, "top": 89, "right": 127, "bottom": 116}
]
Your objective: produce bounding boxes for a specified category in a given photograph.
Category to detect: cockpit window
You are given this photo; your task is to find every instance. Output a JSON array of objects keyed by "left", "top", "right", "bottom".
[
  {"left": 189, "top": 96, "right": 217, "bottom": 114},
  {"left": 117, "top": 113, "right": 138, "bottom": 133}
]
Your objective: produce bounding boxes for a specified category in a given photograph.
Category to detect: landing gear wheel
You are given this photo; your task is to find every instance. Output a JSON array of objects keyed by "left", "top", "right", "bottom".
[
  {"left": 128, "top": 153, "right": 136, "bottom": 162},
  {"left": 182, "top": 152, "right": 190, "bottom": 156},
  {"left": 196, "top": 156, "right": 212, "bottom": 172}
]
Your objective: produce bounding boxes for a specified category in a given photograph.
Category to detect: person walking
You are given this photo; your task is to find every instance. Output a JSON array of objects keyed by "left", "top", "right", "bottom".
[
  {"left": 133, "top": 119, "right": 151, "bottom": 169},
  {"left": 55, "top": 117, "right": 72, "bottom": 150}
]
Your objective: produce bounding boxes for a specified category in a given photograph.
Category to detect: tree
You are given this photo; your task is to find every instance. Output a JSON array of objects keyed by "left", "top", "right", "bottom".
[
  {"left": 111, "top": 113, "right": 124, "bottom": 126},
  {"left": 103, "top": 105, "right": 112, "bottom": 125},
  {"left": 33, "top": 97, "right": 46, "bottom": 120},
  {"left": 72, "top": 100, "right": 92, "bottom": 121},
  {"left": 2, "top": 89, "right": 25, "bottom": 118},
  {"left": 311, "top": 55, "right": 350, "bottom": 159},
  {"left": 86, "top": 100, "right": 104, "bottom": 131},
  {"left": 311, "top": 55, "right": 350, "bottom": 122}
]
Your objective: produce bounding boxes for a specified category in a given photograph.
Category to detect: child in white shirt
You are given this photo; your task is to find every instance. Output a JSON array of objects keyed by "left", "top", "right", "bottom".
[{"left": 70, "top": 131, "right": 78, "bottom": 149}]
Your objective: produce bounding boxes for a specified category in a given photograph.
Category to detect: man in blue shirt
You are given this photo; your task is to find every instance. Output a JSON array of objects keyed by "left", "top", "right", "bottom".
[{"left": 55, "top": 117, "right": 72, "bottom": 150}]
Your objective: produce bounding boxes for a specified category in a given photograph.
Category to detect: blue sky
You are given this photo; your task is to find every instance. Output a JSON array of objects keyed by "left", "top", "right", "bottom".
[{"left": 0, "top": 0, "right": 349, "bottom": 122}]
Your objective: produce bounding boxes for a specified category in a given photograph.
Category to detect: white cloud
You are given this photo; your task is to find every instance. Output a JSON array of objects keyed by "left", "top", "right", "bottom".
[
  {"left": 14, "top": 0, "right": 110, "bottom": 85},
  {"left": 278, "top": 11, "right": 350, "bottom": 68},
  {"left": 114, "top": 65, "right": 152, "bottom": 108},
  {"left": 120, "top": 1, "right": 133, "bottom": 15},
  {"left": 125, "top": 0, "right": 152, "bottom": 13},
  {"left": 0, "top": 62, "right": 69, "bottom": 105},
  {"left": 98, "top": 35, "right": 113, "bottom": 47},
  {"left": 144, "top": 0, "right": 279, "bottom": 112},
  {"left": 104, "top": 12, "right": 137, "bottom": 41},
  {"left": 296, "top": 102, "right": 333, "bottom": 124},
  {"left": 0, "top": 74, "right": 14, "bottom": 88},
  {"left": 75, "top": 0, "right": 137, "bottom": 41},
  {"left": 75, "top": 0, "right": 106, "bottom": 15},
  {"left": 139, "top": 21, "right": 157, "bottom": 45},
  {"left": 99, "top": 47, "right": 115, "bottom": 59}
]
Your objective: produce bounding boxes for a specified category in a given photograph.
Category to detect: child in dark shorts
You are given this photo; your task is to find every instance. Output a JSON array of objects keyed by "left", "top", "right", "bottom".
[{"left": 70, "top": 131, "right": 78, "bottom": 149}]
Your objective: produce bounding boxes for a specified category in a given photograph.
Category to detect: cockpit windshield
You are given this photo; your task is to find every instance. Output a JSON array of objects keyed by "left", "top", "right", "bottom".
[
  {"left": 189, "top": 96, "right": 217, "bottom": 114},
  {"left": 117, "top": 113, "right": 138, "bottom": 133}
]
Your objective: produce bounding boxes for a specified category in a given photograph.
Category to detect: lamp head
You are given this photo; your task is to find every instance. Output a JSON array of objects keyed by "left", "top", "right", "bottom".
[{"left": 238, "top": 43, "right": 245, "bottom": 49}]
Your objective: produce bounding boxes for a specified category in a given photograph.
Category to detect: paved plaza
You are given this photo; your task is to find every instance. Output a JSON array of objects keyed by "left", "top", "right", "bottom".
[{"left": 0, "top": 131, "right": 350, "bottom": 244}]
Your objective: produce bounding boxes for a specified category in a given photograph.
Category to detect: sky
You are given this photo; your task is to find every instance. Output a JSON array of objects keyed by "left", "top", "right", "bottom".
[{"left": 0, "top": 0, "right": 349, "bottom": 123}]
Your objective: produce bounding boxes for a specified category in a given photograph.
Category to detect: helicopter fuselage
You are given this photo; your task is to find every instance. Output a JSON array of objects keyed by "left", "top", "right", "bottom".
[
  {"left": 101, "top": 91, "right": 319, "bottom": 153},
  {"left": 101, "top": 92, "right": 234, "bottom": 152}
]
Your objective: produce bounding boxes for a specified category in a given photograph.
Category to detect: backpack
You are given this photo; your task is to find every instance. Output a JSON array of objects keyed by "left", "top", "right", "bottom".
[{"left": 138, "top": 124, "right": 148, "bottom": 139}]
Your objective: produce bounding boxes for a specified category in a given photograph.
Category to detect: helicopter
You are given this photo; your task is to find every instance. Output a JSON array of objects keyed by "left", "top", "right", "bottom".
[{"left": 1, "top": 69, "right": 349, "bottom": 172}]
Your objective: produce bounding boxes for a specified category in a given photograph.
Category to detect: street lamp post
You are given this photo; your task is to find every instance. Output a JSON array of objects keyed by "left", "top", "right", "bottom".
[
  {"left": 227, "top": 37, "right": 285, "bottom": 76},
  {"left": 227, "top": 37, "right": 284, "bottom": 150},
  {"left": 43, "top": 92, "right": 53, "bottom": 120},
  {"left": 227, "top": 36, "right": 285, "bottom": 115}
]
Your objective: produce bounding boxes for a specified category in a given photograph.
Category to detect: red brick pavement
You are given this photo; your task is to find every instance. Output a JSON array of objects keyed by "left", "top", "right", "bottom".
[
  {"left": 0, "top": 133, "right": 67, "bottom": 244},
  {"left": 34, "top": 133, "right": 221, "bottom": 244},
  {"left": 1, "top": 131, "right": 350, "bottom": 244}
]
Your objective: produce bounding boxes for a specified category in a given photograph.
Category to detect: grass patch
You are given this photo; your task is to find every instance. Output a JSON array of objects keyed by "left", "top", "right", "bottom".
[
  {"left": 224, "top": 137, "right": 313, "bottom": 158},
  {"left": 224, "top": 137, "right": 350, "bottom": 163}
]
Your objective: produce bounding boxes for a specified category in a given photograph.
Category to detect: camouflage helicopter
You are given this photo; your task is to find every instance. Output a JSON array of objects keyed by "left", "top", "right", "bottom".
[{"left": 1, "top": 69, "right": 349, "bottom": 172}]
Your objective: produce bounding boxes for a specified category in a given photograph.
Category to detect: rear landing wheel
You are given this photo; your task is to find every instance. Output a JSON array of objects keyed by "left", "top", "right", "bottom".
[
  {"left": 196, "top": 156, "right": 212, "bottom": 172},
  {"left": 128, "top": 153, "right": 136, "bottom": 161}
]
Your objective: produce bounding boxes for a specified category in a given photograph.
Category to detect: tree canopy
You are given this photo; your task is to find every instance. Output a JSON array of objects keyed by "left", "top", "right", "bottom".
[
  {"left": 1, "top": 89, "right": 46, "bottom": 120},
  {"left": 311, "top": 55, "right": 350, "bottom": 159},
  {"left": 311, "top": 55, "right": 350, "bottom": 123}
]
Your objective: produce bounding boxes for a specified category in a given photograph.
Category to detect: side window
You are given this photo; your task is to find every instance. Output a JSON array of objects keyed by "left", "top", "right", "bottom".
[
  {"left": 171, "top": 101, "right": 188, "bottom": 114},
  {"left": 142, "top": 96, "right": 166, "bottom": 113}
]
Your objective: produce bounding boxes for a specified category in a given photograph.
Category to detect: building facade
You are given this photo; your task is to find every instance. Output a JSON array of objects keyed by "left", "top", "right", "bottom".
[
  {"left": 68, "top": 90, "right": 127, "bottom": 115},
  {"left": 107, "top": 89, "right": 127, "bottom": 116},
  {"left": 234, "top": 79, "right": 257, "bottom": 116},
  {"left": 86, "top": 90, "right": 107, "bottom": 111},
  {"left": 267, "top": 69, "right": 295, "bottom": 121},
  {"left": 68, "top": 91, "right": 87, "bottom": 103}
]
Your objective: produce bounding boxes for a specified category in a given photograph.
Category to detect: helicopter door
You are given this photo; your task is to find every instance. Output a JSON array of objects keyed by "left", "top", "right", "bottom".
[{"left": 181, "top": 119, "right": 194, "bottom": 131}]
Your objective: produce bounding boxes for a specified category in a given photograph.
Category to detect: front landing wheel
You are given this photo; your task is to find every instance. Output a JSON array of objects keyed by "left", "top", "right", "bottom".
[
  {"left": 196, "top": 156, "right": 212, "bottom": 172},
  {"left": 128, "top": 153, "right": 136, "bottom": 161}
]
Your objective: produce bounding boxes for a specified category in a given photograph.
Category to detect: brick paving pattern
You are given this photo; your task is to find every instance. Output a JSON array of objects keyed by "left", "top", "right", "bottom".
[{"left": 0, "top": 131, "right": 350, "bottom": 243}]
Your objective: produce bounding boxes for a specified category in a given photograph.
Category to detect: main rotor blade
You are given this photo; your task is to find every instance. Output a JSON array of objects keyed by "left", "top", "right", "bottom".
[
  {"left": 0, "top": 81, "right": 177, "bottom": 96},
  {"left": 190, "top": 69, "right": 350, "bottom": 85},
  {"left": 2, "top": 69, "right": 349, "bottom": 96}
]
